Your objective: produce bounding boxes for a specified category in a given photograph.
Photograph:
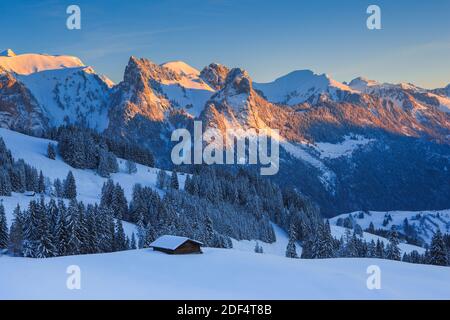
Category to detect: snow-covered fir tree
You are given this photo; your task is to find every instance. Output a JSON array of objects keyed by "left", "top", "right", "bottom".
[
  {"left": 114, "top": 219, "right": 127, "bottom": 251},
  {"left": 0, "top": 203, "right": 8, "bottom": 249},
  {"left": 286, "top": 223, "right": 298, "bottom": 258},
  {"left": 429, "top": 230, "right": 448, "bottom": 266},
  {"left": 170, "top": 170, "right": 179, "bottom": 190},
  {"left": 386, "top": 229, "right": 401, "bottom": 261},
  {"left": 63, "top": 171, "right": 77, "bottom": 199},
  {"left": 47, "top": 143, "right": 56, "bottom": 160},
  {"left": 130, "top": 233, "right": 137, "bottom": 250}
]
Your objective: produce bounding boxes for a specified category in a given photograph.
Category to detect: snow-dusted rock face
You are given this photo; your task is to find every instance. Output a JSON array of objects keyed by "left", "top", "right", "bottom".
[
  {"left": 0, "top": 71, "right": 48, "bottom": 135},
  {"left": 110, "top": 57, "right": 214, "bottom": 120},
  {"left": 108, "top": 56, "right": 172, "bottom": 123},
  {"left": 200, "top": 63, "right": 230, "bottom": 90},
  {"left": 202, "top": 67, "right": 282, "bottom": 132},
  {"left": 105, "top": 57, "right": 197, "bottom": 166}
]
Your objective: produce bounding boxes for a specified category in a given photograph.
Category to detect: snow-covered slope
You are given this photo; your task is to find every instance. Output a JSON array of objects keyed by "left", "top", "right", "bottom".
[
  {"left": 330, "top": 210, "right": 450, "bottom": 245},
  {"left": 232, "top": 223, "right": 302, "bottom": 257},
  {"left": 0, "top": 50, "right": 84, "bottom": 75},
  {"left": 254, "top": 70, "right": 355, "bottom": 105},
  {"left": 1, "top": 248, "right": 450, "bottom": 299},
  {"left": 331, "top": 225, "right": 425, "bottom": 254},
  {"left": 0, "top": 127, "right": 186, "bottom": 214}
]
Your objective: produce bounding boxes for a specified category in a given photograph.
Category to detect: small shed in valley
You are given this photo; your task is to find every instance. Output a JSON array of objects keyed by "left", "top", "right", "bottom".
[{"left": 149, "top": 235, "right": 203, "bottom": 254}]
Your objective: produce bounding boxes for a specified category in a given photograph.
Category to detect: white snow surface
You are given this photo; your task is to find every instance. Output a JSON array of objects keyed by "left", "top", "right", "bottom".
[
  {"left": 0, "top": 51, "right": 84, "bottom": 75},
  {"left": 1, "top": 248, "right": 450, "bottom": 299},
  {"left": 232, "top": 223, "right": 302, "bottom": 257}
]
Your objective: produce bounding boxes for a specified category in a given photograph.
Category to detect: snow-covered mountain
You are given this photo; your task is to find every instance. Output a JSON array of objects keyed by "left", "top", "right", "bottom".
[
  {"left": 254, "top": 70, "right": 356, "bottom": 105},
  {"left": 17, "top": 66, "right": 111, "bottom": 130},
  {"left": 433, "top": 84, "right": 450, "bottom": 98},
  {"left": 1, "top": 49, "right": 449, "bottom": 215},
  {"left": 0, "top": 49, "right": 113, "bottom": 133},
  {"left": 0, "top": 49, "right": 84, "bottom": 75},
  {"left": 348, "top": 76, "right": 450, "bottom": 114}
]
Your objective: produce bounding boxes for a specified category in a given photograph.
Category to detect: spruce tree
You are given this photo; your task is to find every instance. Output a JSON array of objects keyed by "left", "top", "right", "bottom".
[
  {"left": 130, "top": 233, "right": 137, "bottom": 250},
  {"left": 204, "top": 215, "right": 214, "bottom": 246},
  {"left": 54, "top": 178, "right": 63, "bottom": 197},
  {"left": 8, "top": 205, "right": 24, "bottom": 256},
  {"left": 64, "top": 171, "right": 77, "bottom": 199},
  {"left": 100, "top": 179, "right": 115, "bottom": 208},
  {"left": 429, "top": 230, "right": 448, "bottom": 266},
  {"left": 170, "top": 170, "right": 179, "bottom": 190},
  {"left": 35, "top": 203, "right": 56, "bottom": 258},
  {"left": 114, "top": 219, "right": 127, "bottom": 251},
  {"left": 111, "top": 184, "right": 128, "bottom": 220},
  {"left": 286, "top": 223, "right": 298, "bottom": 259},
  {"left": 38, "top": 171, "right": 45, "bottom": 194},
  {"left": 0, "top": 169, "right": 12, "bottom": 196},
  {"left": 318, "top": 220, "right": 334, "bottom": 258},
  {"left": 47, "top": 143, "right": 56, "bottom": 160},
  {"left": 56, "top": 200, "right": 70, "bottom": 256},
  {"left": 23, "top": 200, "right": 41, "bottom": 257},
  {"left": 66, "top": 199, "right": 81, "bottom": 255},
  {"left": 85, "top": 206, "right": 99, "bottom": 254},
  {"left": 386, "top": 229, "right": 401, "bottom": 261},
  {"left": 0, "top": 203, "right": 9, "bottom": 249},
  {"left": 157, "top": 169, "right": 167, "bottom": 190}
]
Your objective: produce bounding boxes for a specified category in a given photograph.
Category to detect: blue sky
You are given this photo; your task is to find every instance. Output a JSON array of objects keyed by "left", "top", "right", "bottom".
[{"left": 1, "top": 0, "right": 449, "bottom": 88}]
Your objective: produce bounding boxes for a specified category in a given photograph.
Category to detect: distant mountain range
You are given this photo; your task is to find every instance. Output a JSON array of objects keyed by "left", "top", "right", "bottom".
[{"left": 1, "top": 49, "right": 449, "bottom": 216}]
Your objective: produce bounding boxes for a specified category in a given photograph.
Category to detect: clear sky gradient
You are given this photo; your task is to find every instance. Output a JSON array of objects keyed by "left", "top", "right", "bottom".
[{"left": 1, "top": 0, "right": 449, "bottom": 88}]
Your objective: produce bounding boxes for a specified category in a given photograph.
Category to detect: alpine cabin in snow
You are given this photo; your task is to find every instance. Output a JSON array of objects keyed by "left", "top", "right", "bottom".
[{"left": 149, "top": 235, "right": 203, "bottom": 255}]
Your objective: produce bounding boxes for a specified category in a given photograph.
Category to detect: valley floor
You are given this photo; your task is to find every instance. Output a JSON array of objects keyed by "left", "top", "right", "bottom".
[{"left": 1, "top": 248, "right": 450, "bottom": 300}]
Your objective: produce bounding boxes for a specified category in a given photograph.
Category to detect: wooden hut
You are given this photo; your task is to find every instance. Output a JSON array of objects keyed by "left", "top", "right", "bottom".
[{"left": 149, "top": 235, "right": 203, "bottom": 255}]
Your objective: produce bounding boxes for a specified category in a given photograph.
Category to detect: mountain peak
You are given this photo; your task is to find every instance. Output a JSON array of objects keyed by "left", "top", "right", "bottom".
[
  {"left": 200, "top": 63, "right": 230, "bottom": 90},
  {"left": 161, "top": 60, "right": 200, "bottom": 77},
  {"left": 224, "top": 68, "right": 252, "bottom": 94},
  {"left": 254, "top": 69, "right": 353, "bottom": 105},
  {"left": 0, "top": 49, "right": 16, "bottom": 57},
  {"left": 348, "top": 77, "right": 380, "bottom": 91}
]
